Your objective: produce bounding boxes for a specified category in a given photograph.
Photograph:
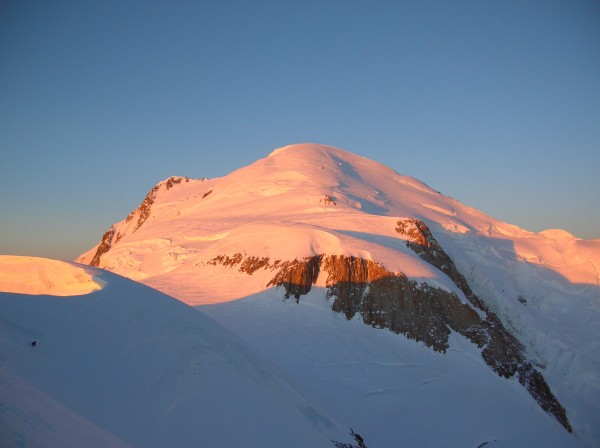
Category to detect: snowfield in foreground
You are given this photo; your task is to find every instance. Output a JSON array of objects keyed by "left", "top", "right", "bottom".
[{"left": 0, "top": 256, "right": 353, "bottom": 448}]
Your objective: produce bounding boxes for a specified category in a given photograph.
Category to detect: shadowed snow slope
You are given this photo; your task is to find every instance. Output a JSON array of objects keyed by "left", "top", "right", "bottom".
[
  {"left": 77, "top": 143, "right": 599, "bottom": 446},
  {"left": 0, "top": 256, "right": 351, "bottom": 448},
  {"left": 203, "top": 288, "right": 583, "bottom": 448}
]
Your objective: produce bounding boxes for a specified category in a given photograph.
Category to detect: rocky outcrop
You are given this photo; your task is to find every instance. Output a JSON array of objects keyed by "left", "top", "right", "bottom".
[
  {"left": 320, "top": 194, "right": 336, "bottom": 205},
  {"left": 89, "top": 227, "right": 125, "bottom": 267},
  {"left": 207, "top": 254, "right": 321, "bottom": 301},
  {"left": 209, "top": 245, "right": 572, "bottom": 432},
  {"left": 322, "top": 255, "right": 484, "bottom": 353},
  {"left": 207, "top": 253, "right": 245, "bottom": 268},
  {"left": 395, "top": 218, "right": 488, "bottom": 311},
  {"left": 90, "top": 228, "right": 116, "bottom": 267},
  {"left": 393, "top": 219, "right": 557, "bottom": 380},
  {"left": 332, "top": 428, "right": 368, "bottom": 448},
  {"left": 164, "top": 176, "right": 189, "bottom": 190},
  {"left": 267, "top": 256, "right": 322, "bottom": 302}
]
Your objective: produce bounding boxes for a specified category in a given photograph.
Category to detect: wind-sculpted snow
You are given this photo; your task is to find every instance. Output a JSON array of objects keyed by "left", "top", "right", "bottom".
[
  {"left": 0, "top": 256, "right": 104, "bottom": 296},
  {"left": 78, "top": 143, "right": 599, "bottom": 445}
]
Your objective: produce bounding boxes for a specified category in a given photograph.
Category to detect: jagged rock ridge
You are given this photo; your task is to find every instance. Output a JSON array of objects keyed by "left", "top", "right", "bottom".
[{"left": 208, "top": 218, "right": 571, "bottom": 432}]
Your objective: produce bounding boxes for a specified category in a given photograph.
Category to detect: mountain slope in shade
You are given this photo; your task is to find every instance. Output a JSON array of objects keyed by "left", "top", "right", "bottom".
[
  {"left": 0, "top": 256, "right": 354, "bottom": 448},
  {"left": 203, "top": 287, "right": 582, "bottom": 448},
  {"left": 78, "top": 143, "right": 600, "bottom": 446}
]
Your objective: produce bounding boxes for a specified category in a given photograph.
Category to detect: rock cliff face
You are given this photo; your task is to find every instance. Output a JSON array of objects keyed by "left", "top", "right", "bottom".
[
  {"left": 319, "top": 255, "right": 571, "bottom": 433},
  {"left": 392, "top": 219, "right": 567, "bottom": 422},
  {"left": 208, "top": 220, "right": 572, "bottom": 432},
  {"left": 90, "top": 227, "right": 118, "bottom": 267},
  {"left": 395, "top": 218, "right": 488, "bottom": 310}
]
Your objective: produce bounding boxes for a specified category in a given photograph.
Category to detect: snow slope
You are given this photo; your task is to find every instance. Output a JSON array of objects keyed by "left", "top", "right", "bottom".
[
  {"left": 0, "top": 256, "right": 353, "bottom": 447},
  {"left": 202, "top": 288, "right": 582, "bottom": 448},
  {"left": 77, "top": 143, "right": 600, "bottom": 446}
]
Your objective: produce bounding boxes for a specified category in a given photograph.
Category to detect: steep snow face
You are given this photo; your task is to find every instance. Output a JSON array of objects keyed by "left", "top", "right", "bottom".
[
  {"left": 78, "top": 143, "right": 600, "bottom": 445},
  {"left": 0, "top": 256, "right": 352, "bottom": 448}
]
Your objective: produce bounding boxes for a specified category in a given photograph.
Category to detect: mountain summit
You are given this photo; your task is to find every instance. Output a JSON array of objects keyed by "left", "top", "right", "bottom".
[
  {"left": 79, "top": 143, "right": 600, "bottom": 446},
  {"left": 79, "top": 143, "right": 522, "bottom": 281}
]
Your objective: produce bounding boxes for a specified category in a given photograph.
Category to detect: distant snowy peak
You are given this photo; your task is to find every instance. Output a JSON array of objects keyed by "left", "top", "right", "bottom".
[
  {"left": 261, "top": 142, "right": 440, "bottom": 201},
  {"left": 78, "top": 143, "right": 600, "bottom": 439},
  {"left": 79, "top": 142, "right": 599, "bottom": 294},
  {"left": 79, "top": 143, "right": 599, "bottom": 291},
  {"left": 81, "top": 143, "right": 467, "bottom": 263}
]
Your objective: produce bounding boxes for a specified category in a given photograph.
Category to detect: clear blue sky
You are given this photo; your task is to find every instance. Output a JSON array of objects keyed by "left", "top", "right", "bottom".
[{"left": 1, "top": 0, "right": 599, "bottom": 261}]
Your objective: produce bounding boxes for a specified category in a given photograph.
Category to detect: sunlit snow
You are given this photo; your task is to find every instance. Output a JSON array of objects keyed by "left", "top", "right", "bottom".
[{"left": 0, "top": 256, "right": 104, "bottom": 296}]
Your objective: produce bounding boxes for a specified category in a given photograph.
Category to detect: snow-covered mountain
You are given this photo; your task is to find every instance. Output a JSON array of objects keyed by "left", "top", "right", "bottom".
[
  {"left": 74, "top": 143, "right": 598, "bottom": 446},
  {"left": 0, "top": 255, "right": 356, "bottom": 447}
]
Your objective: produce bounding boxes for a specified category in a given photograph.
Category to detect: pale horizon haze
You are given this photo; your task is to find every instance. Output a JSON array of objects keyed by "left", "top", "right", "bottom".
[{"left": 1, "top": 1, "right": 599, "bottom": 261}]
